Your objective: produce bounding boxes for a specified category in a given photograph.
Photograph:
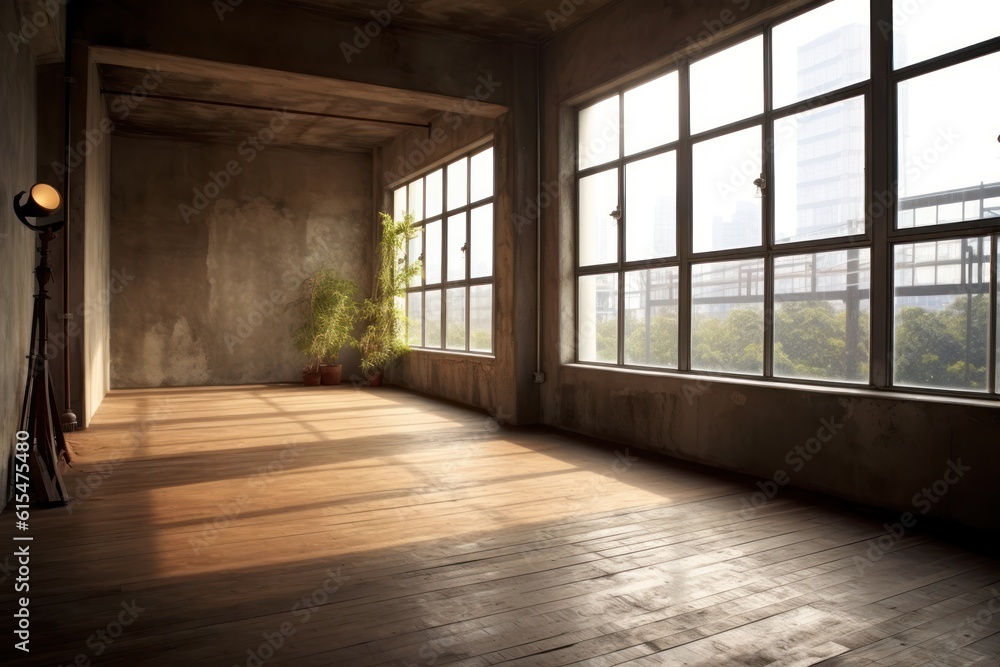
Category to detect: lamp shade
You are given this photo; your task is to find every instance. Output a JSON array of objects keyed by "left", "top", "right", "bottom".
[
  {"left": 18, "top": 183, "right": 62, "bottom": 218},
  {"left": 30, "top": 183, "right": 61, "bottom": 213}
]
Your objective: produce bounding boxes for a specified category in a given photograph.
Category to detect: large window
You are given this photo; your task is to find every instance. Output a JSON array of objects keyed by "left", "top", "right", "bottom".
[
  {"left": 574, "top": 0, "right": 1000, "bottom": 398},
  {"left": 396, "top": 145, "right": 494, "bottom": 354}
]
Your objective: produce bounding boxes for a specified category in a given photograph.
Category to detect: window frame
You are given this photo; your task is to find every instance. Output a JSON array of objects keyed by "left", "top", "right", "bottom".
[
  {"left": 571, "top": 0, "right": 1000, "bottom": 400},
  {"left": 397, "top": 142, "right": 496, "bottom": 356}
]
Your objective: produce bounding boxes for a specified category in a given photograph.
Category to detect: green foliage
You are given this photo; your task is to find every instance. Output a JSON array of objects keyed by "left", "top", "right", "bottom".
[
  {"left": 356, "top": 212, "right": 421, "bottom": 376},
  {"left": 894, "top": 294, "right": 988, "bottom": 390},
  {"left": 693, "top": 308, "right": 765, "bottom": 374},
  {"left": 446, "top": 318, "right": 466, "bottom": 349},
  {"left": 597, "top": 295, "right": 987, "bottom": 389},
  {"left": 625, "top": 311, "right": 679, "bottom": 368},
  {"left": 294, "top": 270, "right": 359, "bottom": 371},
  {"left": 773, "top": 301, "right": 870, "bottom": 382}
]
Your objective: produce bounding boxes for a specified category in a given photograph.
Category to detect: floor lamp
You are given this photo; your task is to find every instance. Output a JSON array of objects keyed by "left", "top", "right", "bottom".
[{"left": 13, "top": 183, "right": 69, "bottom": 507}]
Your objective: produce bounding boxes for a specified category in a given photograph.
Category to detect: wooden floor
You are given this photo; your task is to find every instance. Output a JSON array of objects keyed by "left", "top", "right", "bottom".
[{"left": 2, "top": 385, "right": 999, "bottom": 666}]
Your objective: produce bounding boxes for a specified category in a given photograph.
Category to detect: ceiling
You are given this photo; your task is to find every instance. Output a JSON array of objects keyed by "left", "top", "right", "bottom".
[
  {"left": 273, "top": 0, "right": 623, "bottom": 42},
  {"left": 95, "top": 48, "right": 506, "bottom": 153}
]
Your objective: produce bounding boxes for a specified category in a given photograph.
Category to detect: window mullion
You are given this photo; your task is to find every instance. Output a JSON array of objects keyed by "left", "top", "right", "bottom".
[
  {"left": 870, "top": 0, "right": 892, "bottom": 388},
  {"left": 990, "top": 234, "right": 998, "bottom": 394},
  {"left": 763, "top": 26, "right": 775, "bottom": 379},
  {"left": 617, "top": 93, "right": 626, "bottom": 366},
  {"left": 678, "top": 61, "right": 693, "bottom": 373}
]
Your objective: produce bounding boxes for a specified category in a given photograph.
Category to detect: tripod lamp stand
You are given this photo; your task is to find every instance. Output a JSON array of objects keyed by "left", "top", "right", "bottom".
[{"left": 13, "top": 183, "right": 70, "bottom": 507}]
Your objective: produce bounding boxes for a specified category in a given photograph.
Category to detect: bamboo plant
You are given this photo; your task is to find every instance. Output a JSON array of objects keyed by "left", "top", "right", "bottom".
[
  {"left": 355, "top": 212, "right": 421, "bottom": 378},
  {"left": 294, "top": 269, "right": 359, "bottom": 372}
]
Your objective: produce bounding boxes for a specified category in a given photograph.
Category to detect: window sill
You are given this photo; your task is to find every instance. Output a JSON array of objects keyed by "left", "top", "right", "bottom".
[
  {"left": 408, "top": 348, "right": 496, "bottom": 362},
  {"left": 563, "top": 363, "right": 1000, "bottom": 409}
]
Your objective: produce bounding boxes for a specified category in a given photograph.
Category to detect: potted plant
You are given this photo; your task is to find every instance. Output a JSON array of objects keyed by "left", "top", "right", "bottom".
[
  {"left": 294, "top": 269, "right": 359, "bottom": 386},
  {"left": 355, "top": 212, "right": 420, "bottom": 386}
]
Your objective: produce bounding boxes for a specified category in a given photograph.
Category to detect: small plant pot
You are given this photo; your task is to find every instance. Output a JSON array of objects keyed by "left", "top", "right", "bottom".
[
  {"left": 320, "top": 364, "right": 343, "bottom": 386},
  {"left": 368, "top": 372, "right": 383, "bottom": 387},
  {"left": 303, "top": 369, "right": 322, "bottom": 386}
]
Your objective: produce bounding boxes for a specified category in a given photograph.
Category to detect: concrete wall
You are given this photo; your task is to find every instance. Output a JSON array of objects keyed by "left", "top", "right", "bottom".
[
  {"left": 378, "top": 46, "right": 540, "bottom": 426},
  {"left": 537, "top": 0, "right": 1000, "bottom": 529},
  {"left": 110, "top": 136, "right": 372, "bottom": 388},
  {"left": 84, "top": 54, "right": 111, "bottom": 424},
  {"left": 72, "top": 0, "right": 542, "bottom": 423},
  {"left": 0, "top": 2, "right": 38, "bottom": 498}
]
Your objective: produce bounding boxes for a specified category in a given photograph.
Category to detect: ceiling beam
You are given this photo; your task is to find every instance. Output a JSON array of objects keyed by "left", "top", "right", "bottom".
[{"left": 89, "top": 46, "right": 508, "bottom": 119}]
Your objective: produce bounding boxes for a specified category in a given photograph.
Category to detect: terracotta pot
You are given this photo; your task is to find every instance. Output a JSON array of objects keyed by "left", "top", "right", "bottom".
[
  {"left": 368, "top": 372, "right": 383, "bottom": 387},
  {"left": 320, "top": 364, "right": 343, "bottom": 386},
  {"left": 302, "top": 369, "right": 322, "bottom": 386}
]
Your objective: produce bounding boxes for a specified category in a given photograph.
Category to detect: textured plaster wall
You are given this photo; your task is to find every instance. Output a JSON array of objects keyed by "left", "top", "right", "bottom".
[
  {"left": 0, "top": 2, "right": 38, "bottom": 498},
  {"left": 379, "top": 47, "right": 540, "bottom": 426},
  {"left": 84, "top": 54, "right": 111, "bottom": 424},
  {"left": 538, "top": 0, "right": 1000, "bottom": 528},
  {"left": 110, "top": 136, "right": 372, "bottom": 388}
]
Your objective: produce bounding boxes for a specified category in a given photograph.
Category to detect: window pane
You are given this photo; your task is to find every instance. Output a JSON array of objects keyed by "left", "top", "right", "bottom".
[
  {"left": 893, "top": 237, "right": 991, "bottom": 391},
  {"left": 470, "top": 285, "right": 493, "bottom": 353},
  {"left": 775, "top": 250, "right": 871, "bottom": 383},
  {"left": 774, "top": 97, "right": 866, "bottom": 244},
  {"left": 772, "top": 0, "right": 870, "bottom": 108},
  {"left": 425, "top": 168, "right": 443, "bottom": 218},
  {"left": 624, "top": 72, "right": 679, "bottom": 155},
  {"left": 897, "top": 52, "right": 1000, "bottom": 228},
  {"left": 626, "top": 152, "right": 676, "bottom": 261},
  {"left": 693, "top": 127, "right": 762, "bottom": 253},
  {"left": 624, "top": 268, "right": 679, "bottom": 368},
  {"left": 579, "top": 95, "right": 620, "bottom": 170},
  {"left": 690, "top": 36, "right": 763, "bottom": 134},
  {"left": 470, "top": 204, "right": 493, "bottom": 279},
  {"left": 447, "top": 157, "right": 468, "bottom": 211},
  {"left": 447, "top": 213, "right": 467, "bottom": 282},
  {"left": 893, "top": 0, "right": 1000, "bottom": 69},
  {"left": 579, "top": 273, "right": 619, "bottom": 364},
  {"left": 407, "top": 292, "right": 423, "bottom": 347},
  {"left": 692, "top": 259, "right": 765, "bottom": 375},
  {"left": 446, "top": 287, "right": 467, "bottom": 350},
  {"left": 424, "top": 220, "right": 442, "bottom": 284},
  {"left": 408, "top": 179, "right": 424, "bottom": 222},
  {"left": 393, "top": 186, "right": 407, "bottom": 221},
  {"left": 470, "top": 147, "right": 494, "bottom": 202},
  {"left": 579, "top": 168, "right": 619, "bottom": 266},
  {"left": 425, "top": 290, "right": 442, "bottom": 348},
  {"left": 408, "top": 229, "right": 423, "bottom": 288}
]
